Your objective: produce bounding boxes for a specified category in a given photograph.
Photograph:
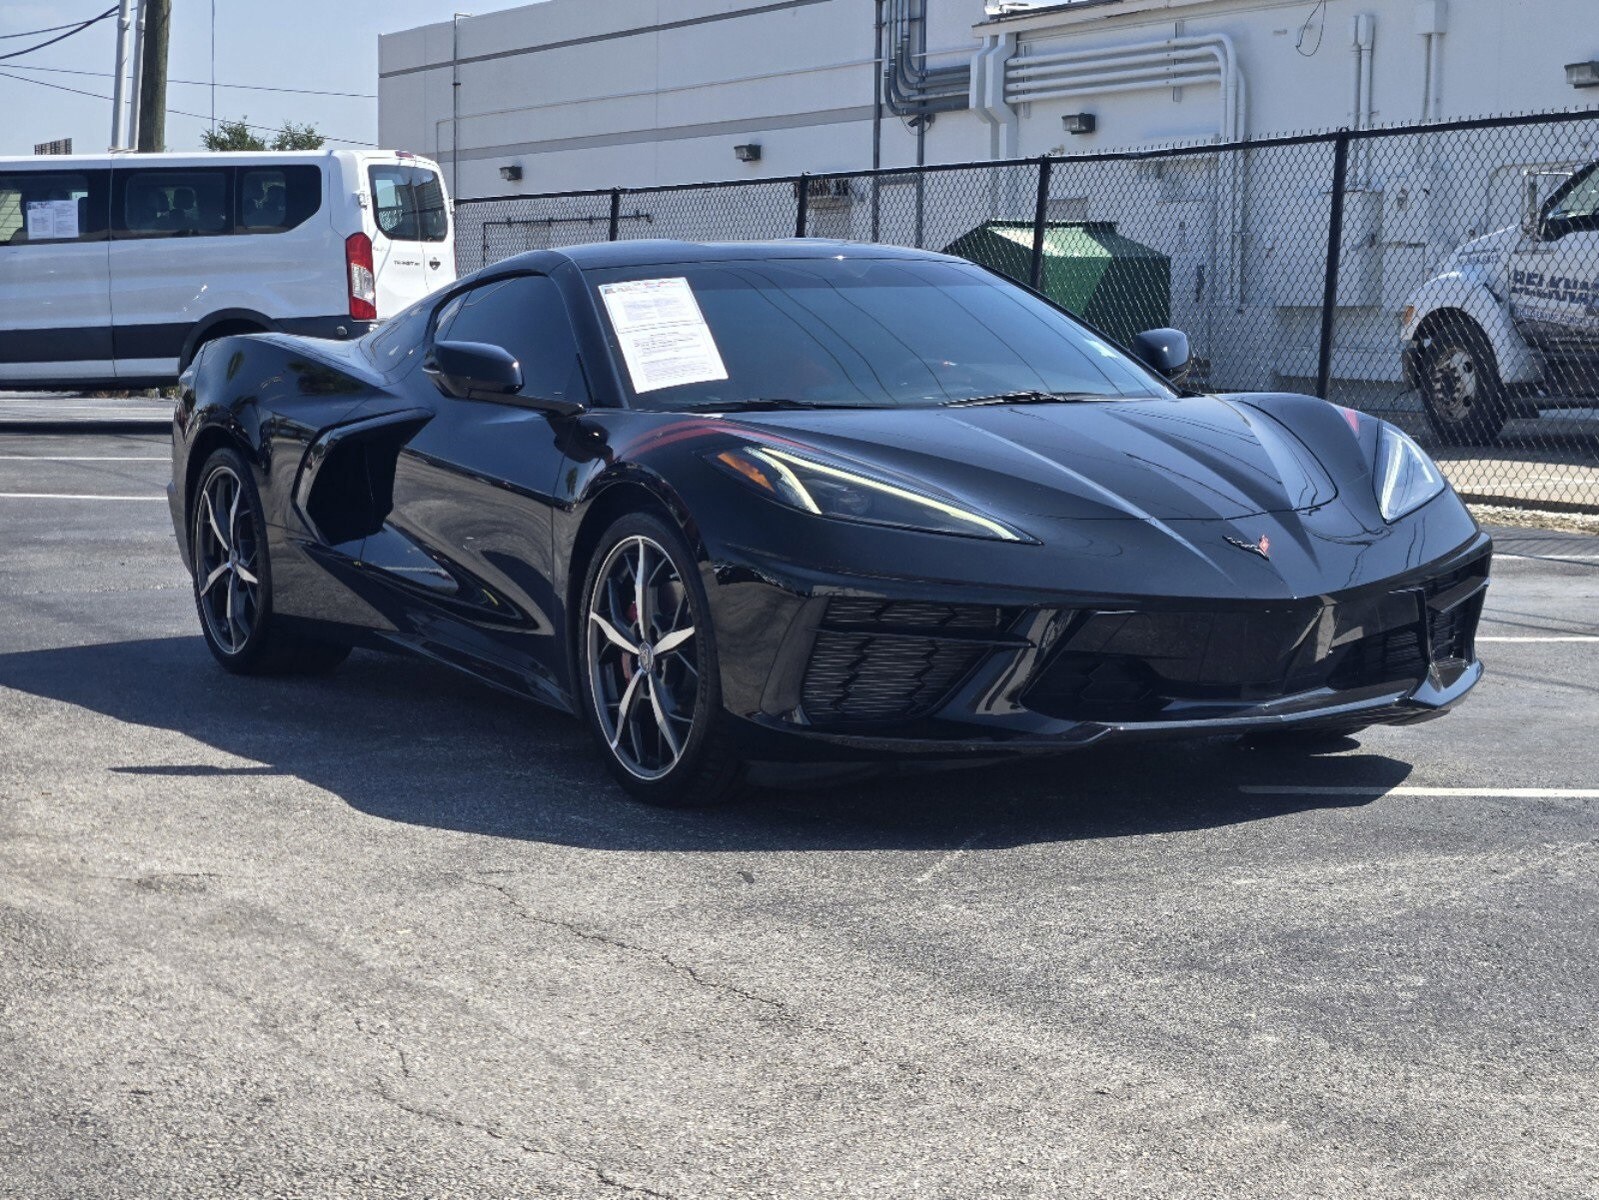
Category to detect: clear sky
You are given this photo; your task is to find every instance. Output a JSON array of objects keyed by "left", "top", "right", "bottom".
[{"left": 0, "top": 1, "right": 523, "bottom": 156}]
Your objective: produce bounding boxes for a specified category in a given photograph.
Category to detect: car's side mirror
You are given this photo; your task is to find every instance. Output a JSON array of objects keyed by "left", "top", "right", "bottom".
[
  {"left": 1132, "top": 327, "right": 1192, "bottom": 385},
  {"left": 425, "top": 340, "right": 523, "bottom": 401}
]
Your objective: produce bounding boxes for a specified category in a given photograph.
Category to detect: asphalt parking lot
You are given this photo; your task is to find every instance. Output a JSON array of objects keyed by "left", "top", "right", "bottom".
[{"left": 2, "top": 426, "right": 1596, "bottom": 1199}]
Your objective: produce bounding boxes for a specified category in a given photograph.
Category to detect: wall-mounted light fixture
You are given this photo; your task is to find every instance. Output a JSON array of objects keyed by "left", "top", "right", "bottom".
[
  {"left": 1061, "top": 112, "right": 1097, "bottom": 135},
  {"left": 733, "top": 143, "right": 762, "bottom": 162},
  {"left": 499, "top": 164, "right": 523, "bottom": 182},
  {"left": 1566, "top": 61, "right": 1599, "bottom": 88}
]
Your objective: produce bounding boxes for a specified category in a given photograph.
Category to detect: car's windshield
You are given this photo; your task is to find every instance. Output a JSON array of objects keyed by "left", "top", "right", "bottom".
[{"left": 586, "top": 257, "right": 1172, "bottom": 410}]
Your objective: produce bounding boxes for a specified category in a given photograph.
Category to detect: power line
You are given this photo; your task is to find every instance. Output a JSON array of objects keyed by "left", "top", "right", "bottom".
[
  {"left": 0, "top": 13, "right": 108, "bottom": 39},
  {"left": 0, "top": 5, "right": 118, "bottom": 63},
  {"left": 0, "top": 68, "right": 378, "bottom": 147},
  {"left": 0, "top": 61, "right": 375, "bottom": 99}
]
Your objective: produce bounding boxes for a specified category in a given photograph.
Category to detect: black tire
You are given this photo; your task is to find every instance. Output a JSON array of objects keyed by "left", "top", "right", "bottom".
[
  {"left": 1419, "top": 316, "right": 1508, "bottom": 446},
  {"left": 576, "top": 511, "right": 746, "bottom": 807},
  {"left": 190, "top": 446, "right": 350, "bottom": 676}
]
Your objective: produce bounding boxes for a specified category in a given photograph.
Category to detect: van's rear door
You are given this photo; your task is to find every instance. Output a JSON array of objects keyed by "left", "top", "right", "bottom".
[{"left": 365, "top": 159, "right": 453, "bottom": 317}]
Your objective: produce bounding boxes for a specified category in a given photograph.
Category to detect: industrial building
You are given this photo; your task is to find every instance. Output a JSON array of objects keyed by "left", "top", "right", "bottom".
[
  {"left": 378, "top": 1, "right": 1599, "bottom": 403},
  {"left": 378, "top": 0, "right": 1599, "bottom": 198}
]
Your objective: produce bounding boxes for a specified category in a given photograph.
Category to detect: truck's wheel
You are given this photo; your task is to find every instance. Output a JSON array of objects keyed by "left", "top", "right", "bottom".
[{"left": 1419, "top": 317, "right": 1508, "bottom": 446}]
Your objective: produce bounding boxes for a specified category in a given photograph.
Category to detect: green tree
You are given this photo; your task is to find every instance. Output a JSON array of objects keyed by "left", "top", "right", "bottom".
[
  {"left": 200, "top": 117, "right": 266, "bottom": 152},
  {"left": 200, "top": 118, "right": 326, "bottom": 153},
  {"left": 270, "top": 121, "right": 325, "bottom": 151}
]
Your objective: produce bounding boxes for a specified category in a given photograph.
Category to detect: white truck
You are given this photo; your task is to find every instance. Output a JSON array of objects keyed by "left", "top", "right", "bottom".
[{"left": 1400, "top": 161, "right": 1599, "bottom": 444}]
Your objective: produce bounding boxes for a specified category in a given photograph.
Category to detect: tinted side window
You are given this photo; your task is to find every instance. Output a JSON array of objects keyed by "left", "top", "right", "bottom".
[
  {"left": 0, "top": 170, "right": 110, "bottom": 246},
  {"left": 435, "top": 275, "right": 584, "bottom": 403},
  {"left": 370, "top": 166, "right": 448, "bottom": 243},
  {"left": 238, "top": 165, "right": 322, "bottom": 234},
  {"left": 118, "top": 169, "right": 231, "bottom": 238}
]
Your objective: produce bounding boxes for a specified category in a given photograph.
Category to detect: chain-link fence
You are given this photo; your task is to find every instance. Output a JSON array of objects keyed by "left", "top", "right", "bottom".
[{"left": 457, "top": 110, "right": 1599, "bottom": 514}]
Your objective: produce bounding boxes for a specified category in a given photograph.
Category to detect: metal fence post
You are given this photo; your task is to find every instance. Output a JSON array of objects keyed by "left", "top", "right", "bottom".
[
  {"left": 1029, "top": 155, "right": 1053, "bottom": 291},
  {"left": 795, "top": 174, "right": 810, "bottom": 238},
  {"left": 1315, "top": 132, "right": 1352, "bottom": 400},
  {"left": 608, "top": 189, "right": 622, "bottom": 241}
]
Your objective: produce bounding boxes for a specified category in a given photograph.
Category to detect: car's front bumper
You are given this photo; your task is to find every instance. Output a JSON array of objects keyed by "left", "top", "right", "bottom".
[{"left": 710, "top": 533, "right": 1491, "bottom": 763}]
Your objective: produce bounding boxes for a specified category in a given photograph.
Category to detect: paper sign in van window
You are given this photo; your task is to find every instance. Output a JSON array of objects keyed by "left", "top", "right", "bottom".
[
  {"left": 598, "top": 277, "right": 729, "bottom": 394},
  {"left": 25, "top": 200, "right": 79, "bottom": 242}
]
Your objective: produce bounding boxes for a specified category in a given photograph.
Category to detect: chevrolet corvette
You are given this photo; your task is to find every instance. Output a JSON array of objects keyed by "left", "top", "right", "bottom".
[{"left": 168, "top": 240, "right": 1490, "bottom": 805}]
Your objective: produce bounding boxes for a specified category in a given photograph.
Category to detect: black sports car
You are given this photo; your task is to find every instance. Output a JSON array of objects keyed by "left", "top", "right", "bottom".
[{"left": 168, "top": 239, "right": 1490, "bottom": 805}]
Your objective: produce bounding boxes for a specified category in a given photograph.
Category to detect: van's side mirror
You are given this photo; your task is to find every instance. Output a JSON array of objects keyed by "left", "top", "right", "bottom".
[
  {"left": 1132, "top": 327, "right": 1192, "bottom": 385},
  {"left": 425, "top": 340, "right": 523, "bottom": 401}
]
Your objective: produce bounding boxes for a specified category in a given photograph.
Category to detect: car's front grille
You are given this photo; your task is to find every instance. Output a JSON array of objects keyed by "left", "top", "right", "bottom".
[
  {"left": 1326, "top": 627, "right": 1428, "bottom": 690},
  {"left": 821, "top": 598, "right": 1011, "bottom": 632},
  {"left": 799, "top": 599, "right": 1015, "bottom": 725},
  {"left": 1023, "top": 551, "right": 1489, "bottom": 724}
]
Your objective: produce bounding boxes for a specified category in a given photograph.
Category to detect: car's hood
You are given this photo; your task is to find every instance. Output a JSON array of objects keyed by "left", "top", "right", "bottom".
[{"left": 728, "top": 395, "right": 1340, "bottom": 523}]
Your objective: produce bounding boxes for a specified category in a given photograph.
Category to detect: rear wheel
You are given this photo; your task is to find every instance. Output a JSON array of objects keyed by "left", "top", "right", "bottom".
[
  {"left": 1419, "top": 316, "right": 1508, "bottom": 445},
  {"left": 191, "top": 447, "right": 350, "bottom": 675},
  {"left": 577, "top": 512, "right": 745, "bottom": 807}
]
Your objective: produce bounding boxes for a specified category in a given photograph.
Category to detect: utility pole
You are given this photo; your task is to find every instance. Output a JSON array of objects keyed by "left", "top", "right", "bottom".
[
  {"left": 110, "top": 0, "right": 133, "bottom": 149},
  {"left": 128, "top": 0, "right": 146, "bottom": 149},
  {"left": 136, "top": 0, "right": 171, "bottom": 153}
]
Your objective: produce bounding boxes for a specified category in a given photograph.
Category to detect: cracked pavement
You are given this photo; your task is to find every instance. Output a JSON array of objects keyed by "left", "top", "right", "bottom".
[{"left": 1, "top": 431, "right": 1597, "bottom": 1198}]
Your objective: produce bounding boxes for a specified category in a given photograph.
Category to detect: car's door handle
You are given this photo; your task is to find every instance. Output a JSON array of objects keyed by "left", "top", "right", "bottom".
[{"left": 429, "top": 258, "right": 442, "bottom": 270}]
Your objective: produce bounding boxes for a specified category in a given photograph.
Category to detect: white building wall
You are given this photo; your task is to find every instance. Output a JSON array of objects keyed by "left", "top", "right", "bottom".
[
  {"left": 379, "top": 0, "right": 1599, "bottom": 397},
  {"left": 380, "top": 0, "right": 1599, "bottom": 199}
]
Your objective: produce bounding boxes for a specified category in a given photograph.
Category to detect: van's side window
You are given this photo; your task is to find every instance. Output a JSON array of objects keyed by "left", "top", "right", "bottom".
[
  {"left": 118, "top": 169, "right": 231, "bottom": 239},
  {"left": 238, "top": 166, "right": 323, "bottom": 234},
  {"left": 369, "top": 166, "right": 449, "bottom": 243},
  {"left": 0, "top": 171, "right": 110, "bottom": 246}
]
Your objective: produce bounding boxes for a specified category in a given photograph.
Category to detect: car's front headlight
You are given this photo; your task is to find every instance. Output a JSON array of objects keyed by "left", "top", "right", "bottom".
[
  {"left": 1374, "top": 423, "right": 1446, "bottom": 521},
  {"left": 709, "top": 444, "right": 1032, "bottom": 542}
]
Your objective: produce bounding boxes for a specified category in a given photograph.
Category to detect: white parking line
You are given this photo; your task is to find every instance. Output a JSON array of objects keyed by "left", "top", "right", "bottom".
[
  {"left": 0, "top": 493, "right": 166, "bottom": 501},
  {"left": 1477, "top": 635, "right": 1599, "bottom": 642},
  {"left": 1241, "top": 786, "right": 1599, "bottom": 798},
  {"left": 0, "top": 456, "right": 168, "bottom": 462},
  {"left": 1490, "top": 560, "right": 1599, "bottom": 569}
]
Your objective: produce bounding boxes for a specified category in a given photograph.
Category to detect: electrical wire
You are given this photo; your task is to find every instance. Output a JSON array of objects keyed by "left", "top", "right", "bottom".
[
  {"left": 0, "top": 13, "right": 109, "bottom": 39},
  {"left": 0, "top": 68, "right": 379, "bottom": 147},
  {"left": 0, "top": 5, "right": 118, "bottom": 63},
  {"left": 1294, "top": 0, "right": 1328, "bottom": 58},
  {"left": 0, "top": 62, "right": 374, "bottom": 99}
]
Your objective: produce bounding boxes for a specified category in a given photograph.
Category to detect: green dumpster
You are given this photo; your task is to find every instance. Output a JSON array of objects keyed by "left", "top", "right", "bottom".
[{"left": 942, "top": 221, "right": 1170, "bottom": 346}]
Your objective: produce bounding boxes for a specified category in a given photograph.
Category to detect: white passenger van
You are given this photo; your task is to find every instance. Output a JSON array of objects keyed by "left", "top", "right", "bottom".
[{"left": 0, "top": 149, "right": 455, "bottom": 389}]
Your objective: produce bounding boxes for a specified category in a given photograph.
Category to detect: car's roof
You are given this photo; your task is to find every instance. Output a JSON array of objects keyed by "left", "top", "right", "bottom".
[{"left": 498, "top": 239, "right": 965, "bottom": 273}]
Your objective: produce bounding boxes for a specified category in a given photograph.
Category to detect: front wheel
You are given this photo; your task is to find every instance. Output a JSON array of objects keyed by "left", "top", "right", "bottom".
[
  {"left": 191, "top": 447, "right": 350, "bottom": 675},
  {"left": 1419, "top": 317, "right": 1508, "bottom": 446},
  {"left": 577, "top": 512, "right": 746, "bottom": 807}
]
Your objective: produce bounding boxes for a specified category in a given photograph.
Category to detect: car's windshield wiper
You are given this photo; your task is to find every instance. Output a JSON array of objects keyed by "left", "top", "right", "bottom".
[
  {"left": 689, "top": 397, "right": 829, "bottom": 412},
  {"left": 940, "top": 390, "right": 1106, "bottom": 408}
]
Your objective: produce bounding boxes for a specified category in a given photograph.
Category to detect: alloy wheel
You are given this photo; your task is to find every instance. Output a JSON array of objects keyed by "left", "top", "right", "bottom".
[
  {"left": 586, "top": 534, "right": 699, "bottom": 780},
  {"left": 195, "top": 465, "right": 262, "bottom": 655},
  {"left": 1430, "top": 345, "right": 1480, "bottom": 424}
]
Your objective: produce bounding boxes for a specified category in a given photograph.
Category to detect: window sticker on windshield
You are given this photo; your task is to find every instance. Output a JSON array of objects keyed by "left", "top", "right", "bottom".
[
  {"left": 599, "top": 277, "right": 729, "bottom": 393},
  {"left": 25, "top": 199, "right": 78, "bottom": 241}
]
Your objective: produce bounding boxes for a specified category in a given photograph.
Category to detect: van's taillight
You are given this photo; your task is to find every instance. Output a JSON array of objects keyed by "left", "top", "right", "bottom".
[{"left": 346, "top": 232, "right": 377, "bottom": 320}]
